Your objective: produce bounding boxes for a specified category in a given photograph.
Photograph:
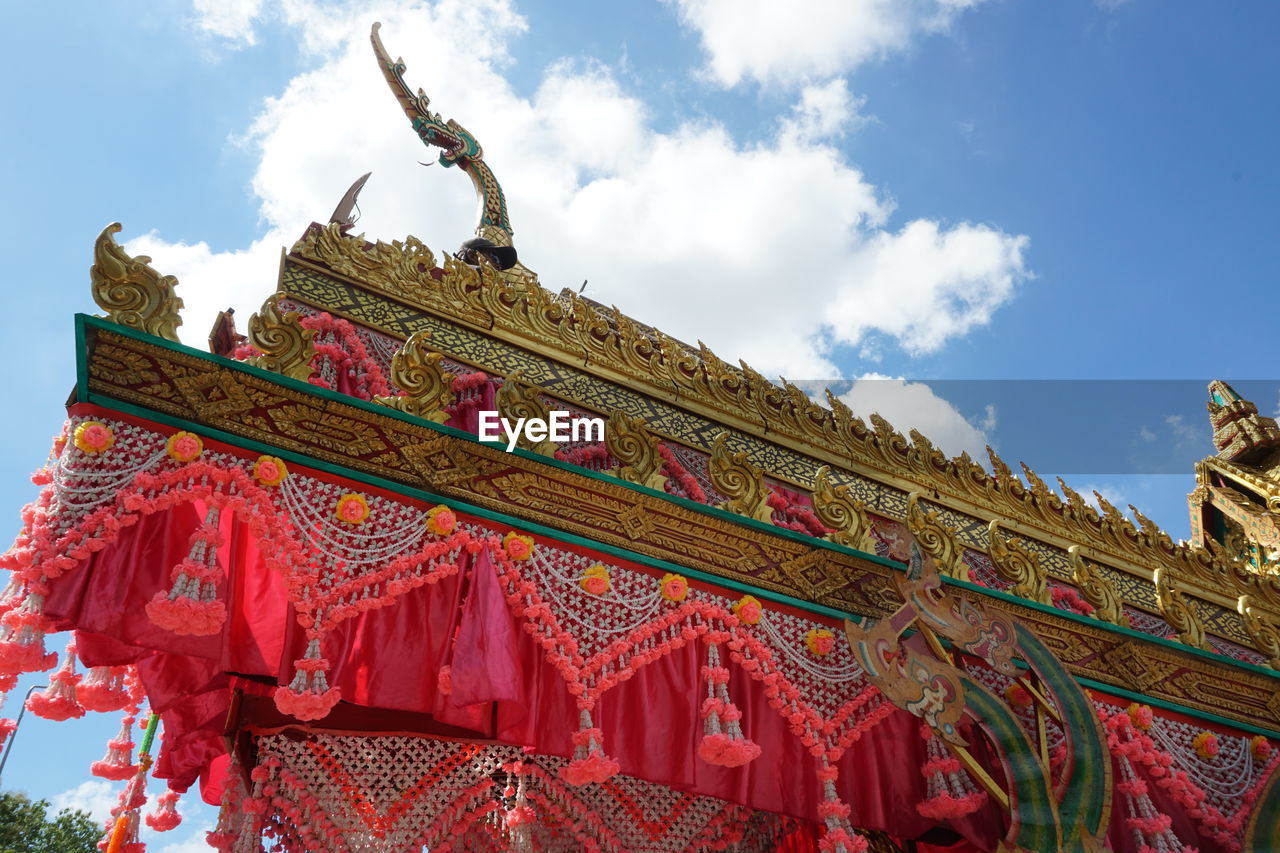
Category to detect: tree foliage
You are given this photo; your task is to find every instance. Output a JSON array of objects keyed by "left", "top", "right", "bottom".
[{"left": 0, "top": 791, "right": 100, "bottom": 853}]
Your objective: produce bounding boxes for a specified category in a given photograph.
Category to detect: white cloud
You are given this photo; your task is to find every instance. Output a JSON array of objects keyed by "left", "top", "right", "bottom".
[
  {"left": 52, "top": 780, "right": 115, "bottom": 825},
  {"left": 782, "top": 79, "right": 870, "bottom": 142},
  {"left": 146, "top": 0, "right": 1028, "bottom": 379},
  {"left": 1164, "top": 414, "right": 1199, "bottom": 444},
  {"left": 193, "top": 0, "right": 265, "bottom": 45},
  {"left": 834, "top": 375, "right": 993, "bottom": 460},
  {"left": 825, "top": 219, "right": 1029, "bottom": 355},
  {"left": 668, "top": 0, "right": 987, "bottom": 88},
  {"left": 1080, "top": 482, "right": 1127, "bottom": 512}
]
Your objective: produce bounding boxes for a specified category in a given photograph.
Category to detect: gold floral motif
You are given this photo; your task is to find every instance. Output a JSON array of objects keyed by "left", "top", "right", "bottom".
[
  {"left": 1239, "top": 595, "right": 1280, "bottom": 670},
  {"left": 246, "top": 293, "right": 316, "bottom": 382},
  {"left": 986, "top": 520, "right": 1050, "bottom": 604},
  {"left": 709, "top": 432, "right": 773, "bottom": 523},
  {"left": 905, "top": 493, "right": 965, "bottom": 580},
  {"left": 90, "top": 222, "right": 183, "bottom": 341},
  {"left": 373, "top": 330, "right": 452, "bottom": 423},
  {"left": 604, "top": 410, "right": 668, "bottom": 491},
  {"left": 812, "top": 466, "right": 873, "bottom": 552},
  {"left": 494, "top": 371, "right": 556, "bottom": 456},
  {"left": 1069, "top": 547, "right": 1130, "bottom": 627}
]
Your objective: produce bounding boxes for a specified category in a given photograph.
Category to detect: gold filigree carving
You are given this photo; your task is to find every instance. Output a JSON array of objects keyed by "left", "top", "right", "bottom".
[
  {"left": 709, "top": 432, "right": 773, "bottom": 523},
  {"left": 812, "top": 466, "right": 874, "bottom": 552},
  {"left": 1069, "top": 547, "right": 1130, "bottom": 627},
  {"left": 1153, "top": 568, "right": 1210, "bottom": 650},
  {"left": 986, "top": 520, "right": 1050, "bottom": 604},
  {"left": 604, "top": 410, "right": 668, "bottom": 491},
  {"left": 494, "top": 371, "right": 556, "bottom": 456},
  {"left": 905, "top": 493, "right": 966, "bottom": 580},
  {"left": 246, "top": 293, "right": 315, "bottom": 381},
  {"left": 1239, "top": 595, "right": 1280, "bottom": 670},
  {"left": 286, "top": 224, "right": 1280, "bottom": 635},
  {"left": 90, "top": 223, "right": 183, "bottom": 341},
  {"left": 373, "top": 330, "right": 452, "bottom": 423}
]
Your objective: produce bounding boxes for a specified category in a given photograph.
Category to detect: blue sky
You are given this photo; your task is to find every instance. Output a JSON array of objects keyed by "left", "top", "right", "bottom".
[{"left": 0, "top": 0, "right": 1277, "bottom": 843}]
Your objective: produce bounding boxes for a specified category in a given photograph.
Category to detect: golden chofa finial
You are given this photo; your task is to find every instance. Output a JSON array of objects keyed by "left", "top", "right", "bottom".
[
  {"left": 1207, "top": 380, "right": 1280, "bottom": 463},
  {"left": 90, "top": 223, "right": 183, "bottom": 341}
]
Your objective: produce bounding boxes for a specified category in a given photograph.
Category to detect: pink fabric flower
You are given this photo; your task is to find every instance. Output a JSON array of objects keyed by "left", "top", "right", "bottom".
[
  {"left": 1193, "top": 731, "right": 1220, "bottom": 759},
  {"left": 1127, "top": 703, "right": 1154, "bottom": 731},
  {"left": 426, "top": 505, "right": 457, "bottom": 535},
  {"left": 698, "top": 733, "right": 762, "bottom": 767},
  {"left": 252, "top": 455, "right": 288, "bottom": 486},
  {"left": 1004, "top": 683, "right": 1033, "bottom": 710},
  {"left": 560, "top": 751, "right": 620, "bottom": 785},
  {"left": 805, "top": 629, "right": 835, "bottom": 656},
  {"left": 504, "top": 532, "right": 535, "bottom": 560},
  {"left": 273, "top": 685, "right": 341, "bottom": 721},
  {"left": 659, "top": 573, "right": 688, "bottom": 602},
  {"left": 165, "top": 432, "right": 203, "bottom": 462},
  {"left": 335, "top": 493, "right": 370, "bottom": 525},
  {"left": 733, "top": 595, "right": 763, "bottom": 625},
  {"left": 579, "top": 564, "right": 610, "bottom": 595},
  {"left": 73, "top": 422, "right": 114, "bottom": 454}
]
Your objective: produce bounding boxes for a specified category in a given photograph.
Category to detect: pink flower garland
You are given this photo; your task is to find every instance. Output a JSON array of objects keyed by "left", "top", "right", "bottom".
[
  {"left": 767, "top": 486, "right": 831, "bottom": 538},
  {"left": 1050, "top": 583, "right": 1095, "bottom": 616},
  {"left": 299, "top": 313, "right": 393, "bottom": 401},
  {"left": 657, "top": 444, "right": 707, "bottom": 504}
]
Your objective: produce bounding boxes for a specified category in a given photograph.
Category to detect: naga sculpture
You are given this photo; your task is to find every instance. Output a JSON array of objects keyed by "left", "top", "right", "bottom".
[{"left": 370, "top": 22, "right": 514, "bottom": 250}]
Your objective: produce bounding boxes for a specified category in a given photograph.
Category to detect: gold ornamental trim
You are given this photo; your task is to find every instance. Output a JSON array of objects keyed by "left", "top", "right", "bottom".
[
  {"left": 79, "top": 321, "right": 1280, "bottom": 733},
  {"left": 286, "top": 226, "right": 1280, "bottom": 624}
]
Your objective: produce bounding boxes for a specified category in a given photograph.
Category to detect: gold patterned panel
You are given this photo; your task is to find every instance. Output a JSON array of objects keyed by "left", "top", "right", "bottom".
[
  {"left": 278, "top": 253, "right": 1280, "bottom": 647},
  {"left": 80, "top": 323, "right": 1280, "bottom": 732}
]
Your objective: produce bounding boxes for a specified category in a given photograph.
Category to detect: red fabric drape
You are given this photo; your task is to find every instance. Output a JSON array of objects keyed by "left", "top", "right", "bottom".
[{"left": 42, "top": 496, "right": 1004, "bottom": 849}]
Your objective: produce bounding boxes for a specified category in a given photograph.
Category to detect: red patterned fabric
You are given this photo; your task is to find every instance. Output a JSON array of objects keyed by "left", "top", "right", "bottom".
[{"left": 14, "top": 409, "right": 1012, "bottom": 849}]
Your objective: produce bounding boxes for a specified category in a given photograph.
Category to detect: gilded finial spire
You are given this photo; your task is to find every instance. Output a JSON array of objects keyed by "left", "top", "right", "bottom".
[{"left": 1207, "top": 380, "right": 1280, "bottom": 463}]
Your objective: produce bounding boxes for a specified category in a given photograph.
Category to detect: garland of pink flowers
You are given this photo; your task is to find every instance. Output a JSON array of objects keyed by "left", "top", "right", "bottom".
[
  {"left": 656, "top": 444, "right": 707, "bottom": 504},
  {"left": 298, "top": 312, "right": 393, "bottom": 401},
  {"left": 0, "top": 422, "right": 481, "bottom": 723},
  {"left": 1098, "top": 703, "right": 1280, "bottom": 852},
  {"left": 915, "top": 724, "right": 987, "bottom": 820},
  {"left": 768, "top": 485, "right": 831, "bottom": 538},
  {"left": 1050, "top": 583, "right": 1096, "bottom": 617},
  {"left": 230, "top": 312, "right": 393, "bottom": 402},
  {"left": 486, "top": 533, "right": 893, "bottom": 853},
  {"left": 554, "top": 443, "right": 614, "bottom": 470}
]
